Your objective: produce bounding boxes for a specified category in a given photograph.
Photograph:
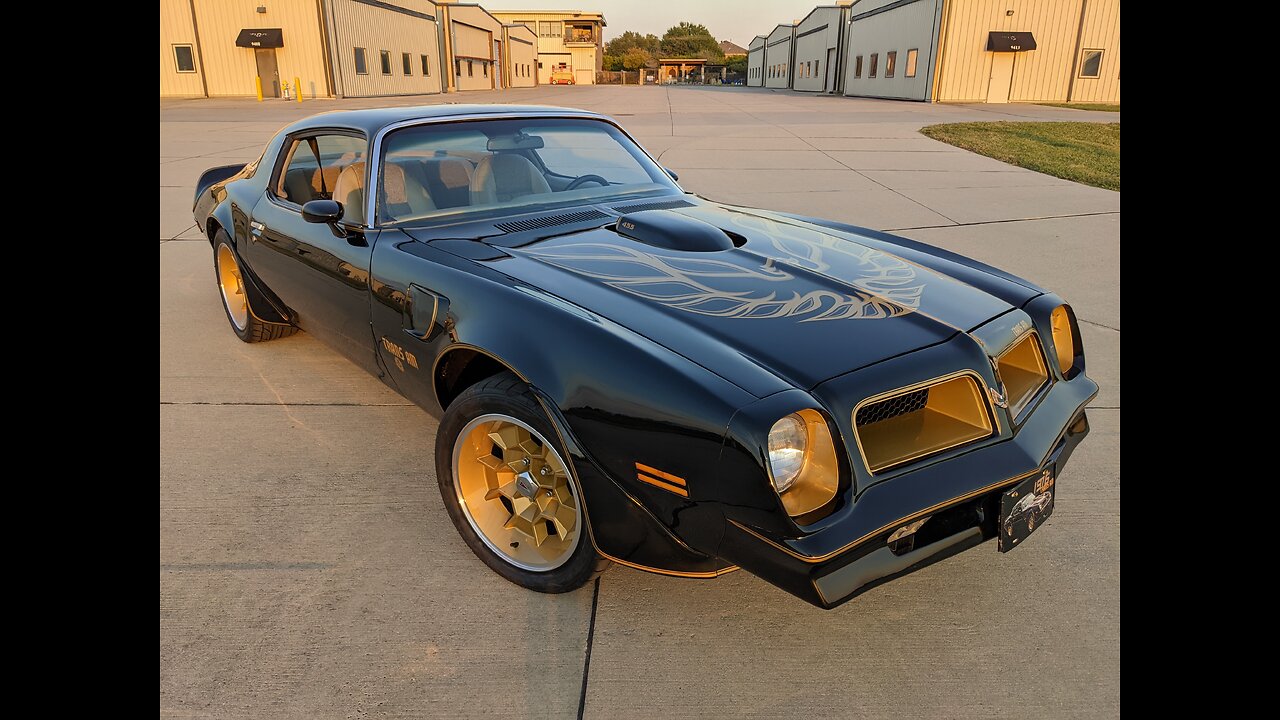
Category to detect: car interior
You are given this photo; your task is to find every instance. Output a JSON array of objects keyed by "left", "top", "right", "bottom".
[{"left": 275, "top": 121, "right": 676, "bottom": 227}]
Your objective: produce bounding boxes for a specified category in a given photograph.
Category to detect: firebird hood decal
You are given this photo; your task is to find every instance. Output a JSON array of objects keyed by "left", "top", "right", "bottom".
[
  {"left": 442, "top": 206, "right": 1013, "bottom": 389},
  {"left": 521, "top": 237, "right": 923, "bottom": 322}
]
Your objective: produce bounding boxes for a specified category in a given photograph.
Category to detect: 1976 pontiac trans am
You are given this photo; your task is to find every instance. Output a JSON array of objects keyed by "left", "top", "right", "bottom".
[{"left": 193, "top": 105, "right": 1095, "bottom": 609}]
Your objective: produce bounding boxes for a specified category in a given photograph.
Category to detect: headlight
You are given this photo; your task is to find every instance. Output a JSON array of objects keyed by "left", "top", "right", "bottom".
[
  {"left": 767, "top": 410, "right": 839, "bottom": 521},
  {"left": 1050, "top": 304, "right": 1081, "bottom": 377},
  {"left": 767, "top": 413, "right": 806, "bottom": 492}
]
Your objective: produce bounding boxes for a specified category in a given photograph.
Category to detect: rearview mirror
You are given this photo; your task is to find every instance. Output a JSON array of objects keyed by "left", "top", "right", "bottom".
[
  {"left": 487, "top": 133, "right": 545, "bottom": 151},
  {"left": 664, "top": 167, "right": 680, "bottom": 182},
  {"left": 302, "top": 199, "right": 344, "bottom": 224}
]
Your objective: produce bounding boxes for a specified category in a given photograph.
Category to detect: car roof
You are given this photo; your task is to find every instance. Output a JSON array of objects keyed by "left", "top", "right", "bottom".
[{"left": 282, "top": 104, "right": 607, "bottom": 135}]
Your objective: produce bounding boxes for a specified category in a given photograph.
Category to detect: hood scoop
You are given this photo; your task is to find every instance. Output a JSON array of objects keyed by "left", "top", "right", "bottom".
[{"left": 615, "top": 210, "right": 739, "bottom": 252}]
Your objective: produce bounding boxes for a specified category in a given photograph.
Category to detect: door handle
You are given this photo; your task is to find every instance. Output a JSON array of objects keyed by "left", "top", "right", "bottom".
[{"left": 249, "top": 220, "right": 265, "bottom": 240}]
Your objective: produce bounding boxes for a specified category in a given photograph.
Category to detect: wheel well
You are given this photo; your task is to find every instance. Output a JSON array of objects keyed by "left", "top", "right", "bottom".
[
  {"left": 206, "top": 218, "right": 222, "bottom": 246},
  {"left": 435, "top": 349, "right": 513, "bottom": 410}
]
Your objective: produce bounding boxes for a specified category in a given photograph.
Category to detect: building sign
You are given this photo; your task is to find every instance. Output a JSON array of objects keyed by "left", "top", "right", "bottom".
[
  {"left": 235, "top": 28, "right": 285, "bottom": 49},
  {"left": 986, "top": 31, "right": 1037, "bottom": 52}
]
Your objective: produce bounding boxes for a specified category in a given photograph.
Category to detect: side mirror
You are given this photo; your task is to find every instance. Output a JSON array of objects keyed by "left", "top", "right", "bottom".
[
  {"left": 664, "top": 167, "right": 680, "bottom": 182},
  {"left": 302, "top": 199, "right": 344, "bottom": 224}
]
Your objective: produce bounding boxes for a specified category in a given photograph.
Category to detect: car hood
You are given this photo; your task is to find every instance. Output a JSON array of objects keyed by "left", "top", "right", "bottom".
[{"left": 428, "top": 205, "right": 1015, "bottom": 393}]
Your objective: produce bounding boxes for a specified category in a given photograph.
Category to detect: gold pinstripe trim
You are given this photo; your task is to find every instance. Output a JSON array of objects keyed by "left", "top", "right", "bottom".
[{"left": 728, "top": 468, "right": 1040, "bottom": 564}]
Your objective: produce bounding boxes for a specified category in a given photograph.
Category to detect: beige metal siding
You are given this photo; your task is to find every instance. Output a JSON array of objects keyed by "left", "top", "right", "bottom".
[
  {"left": 844, "top": 0, "right": 942, "bottom": 101},
  {"left": 160, "top": 0, "right": 204, "bottom": 97},
  {"left": 189, "top": 0, "right": 328, "bottom": 97},
  {"left": 1069, "top": 0, "right": 1119, "bottom": 102},
  {"left": 764, "top": 25, "right": 793, "bottom": 89},
  {"left": 793, "top": 7, "right": 845, "bottom": 93},
  {"left": 505, "top": 25, "right": 537, "bottom": 88},
  {"left": 452, "top": 23, "right": 493, "bottom": 59},
  {"left": 329, "top": 0, "right": 440, "bottom": 98},
  {"left": 747, "top": 37, "right": 765, "bottom": 87},
  {"left": 938, "top": 0, "right": 1115, "bottom": 103}
]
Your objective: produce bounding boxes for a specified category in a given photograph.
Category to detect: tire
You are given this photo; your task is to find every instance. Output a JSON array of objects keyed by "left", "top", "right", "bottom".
[
  {"left": 435, "top": 372, "right": 606, "bottom": 593},
  {"left": 213, "top": 230, "right": 298, "bottom": 343}
]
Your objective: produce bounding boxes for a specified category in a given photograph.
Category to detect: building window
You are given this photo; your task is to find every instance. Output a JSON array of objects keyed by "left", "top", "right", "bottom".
[
  {"left": 173, "top": 44, "right": 196, "bottom": 73},
  {"left": 455, "top": 59, "right": 462, "bottom": 76},
  {"left": 905, "top": 49, "right": 918, "bottom": 78},
  {"left": 538, "top": 21, "right": 561, "bottom": 37},
  {"left": 886, "top": 51, "right": 896, "bottom": 78},
  {"left": 1079, "top": 49, "right": 1103, "bottom": 78},
  {"left": 421, "top": 54, "right": 430, "bottom": 76},
  {"left": 869, "top": 53, "right": 878, "bottom": 78},
  {"left": 854, "top": 55, "right": 862, "bottom": 78},
  {"left": 354, "top": 47, "right": 368, "bottom": 75},
  {"left": 538, "top": 61, "right": 544, "bottom": 69},
  {"left": 468, "top": 60, "right": 474, "bottom": 77},
  {"left": 483, "top": 62, "right": 488, "bottom": 77},
  {"left": 380, "top": 50, "right": 391, "bottom": 75},
  {"left": 566, "top": 23, "right": 593, "bottom": 43},
  {"left": 402, "top": 53, "right": 412, "bottom": 75}
]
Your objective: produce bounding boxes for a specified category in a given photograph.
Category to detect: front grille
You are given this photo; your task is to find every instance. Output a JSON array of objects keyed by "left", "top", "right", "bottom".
[
  {"left": 854, "top": 374, "right": 994, "bottom": 473},
  {"left": 494, "top": 209, "right": 608, "bottom": 234},
  {"left": 856, "top": 388, "right": 928, "bottom": 426},
  {"left": 995, "top": 333, "right": 1050, "bottom": 418},
  {"left": 610, "top": 199, "right": 694, "bottom": 213}
]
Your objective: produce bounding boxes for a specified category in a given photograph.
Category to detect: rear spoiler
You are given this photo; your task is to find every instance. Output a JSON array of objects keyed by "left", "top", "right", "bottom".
[{"left": 193, "top": 163, "right": 246, "bottom": 209}]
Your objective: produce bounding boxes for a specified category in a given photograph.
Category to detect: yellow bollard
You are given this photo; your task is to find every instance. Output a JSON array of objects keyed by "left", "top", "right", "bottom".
[
  {"left": 255, "top": 76, "right": 263, "bottom": 102},
  {"left": 294, "top": 77, "right": 303, "bottom": 103}
]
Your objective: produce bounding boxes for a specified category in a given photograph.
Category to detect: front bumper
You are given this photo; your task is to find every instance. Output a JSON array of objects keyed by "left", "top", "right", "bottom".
[{"left": 717, "top": 374, "right": 1096, "bottom": 609}]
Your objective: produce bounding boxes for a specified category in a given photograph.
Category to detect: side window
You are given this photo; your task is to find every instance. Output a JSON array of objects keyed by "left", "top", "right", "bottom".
[
  {"left": 854, "top": 55, "right": 863, "bottom": 78},
  {"left": 886, "top": 51, "right": 896, "bottom": 78},
  {"left": 869, "top": 53, "right": 878, "bottom": 78},
  {"left": 274, "top": 134, "right": 367, "bottom": 223},
  {"left": 906, "top": 49, "right": 918, "bottom": 78},
  {"left": 402, "top": 52, "right": 412, "bottom": 75},
  {"left": 354, "top": 48, "right": 368, "bottom": 75}
]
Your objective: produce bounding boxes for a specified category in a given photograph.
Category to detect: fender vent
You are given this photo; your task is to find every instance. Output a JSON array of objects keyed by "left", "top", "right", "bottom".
[
  {"left": 494, "top": 209, "right": 608, "bottom": 234},
  {"left": 611, "top": 199, "right": 693, "bottom": 214}
]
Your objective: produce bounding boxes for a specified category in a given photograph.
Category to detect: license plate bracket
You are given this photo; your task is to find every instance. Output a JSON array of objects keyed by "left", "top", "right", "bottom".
[{"left": 998, "top": 469, "right": 1055, "bottom": 552}]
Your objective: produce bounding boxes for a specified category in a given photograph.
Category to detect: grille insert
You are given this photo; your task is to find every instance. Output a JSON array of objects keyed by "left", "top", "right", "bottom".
[
  {"left": 494, "top": 209, "right": 608, "bottom": 234},
  {"left": 854, "top": 374, "right": 994, "bottom": 473},
  {"left": 856, "top": 388, "right": 928, "bottom": 426}
]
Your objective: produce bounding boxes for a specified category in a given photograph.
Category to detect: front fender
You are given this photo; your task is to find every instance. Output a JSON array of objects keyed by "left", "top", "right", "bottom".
[{"left": 376, "top": 237, "right": 761, "bottom": 574}]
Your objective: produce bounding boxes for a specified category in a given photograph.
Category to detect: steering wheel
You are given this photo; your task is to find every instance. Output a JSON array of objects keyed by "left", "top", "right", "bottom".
[{"left": 565, "top": 174, "right": 610, "bottom": 191}]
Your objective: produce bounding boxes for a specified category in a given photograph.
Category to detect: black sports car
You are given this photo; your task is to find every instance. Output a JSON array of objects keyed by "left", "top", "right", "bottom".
[{"left": 193, "top": 105, "right": 1095, "bottom": 609}]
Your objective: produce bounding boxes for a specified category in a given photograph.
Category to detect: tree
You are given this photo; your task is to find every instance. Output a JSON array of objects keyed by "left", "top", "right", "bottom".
[
  {"left": 725, "top": 55, "right": 748, "bottom": 74},
  {"left": 605, "top": 31, "right": 660, "bottom": 58},
  {"left": 602, "top": 54, "right": 624, "bottom": 71},
  {"left": 660, "top": 22, "right": 724, "bottom": 61},
  {"left": 621, "top": 48, "right": 651, "bottom": 72}
]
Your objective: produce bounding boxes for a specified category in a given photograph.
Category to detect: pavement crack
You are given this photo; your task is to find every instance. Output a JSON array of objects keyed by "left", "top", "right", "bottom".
[
  {"left": 882, "top": 210, "right": 1119, "bottom": 232},
  {"left": 577, "top": 576, "right": 601, "bottom": 720},
  {"left": 1077, "top": 318, "right": 1120, "bottom": 332}
]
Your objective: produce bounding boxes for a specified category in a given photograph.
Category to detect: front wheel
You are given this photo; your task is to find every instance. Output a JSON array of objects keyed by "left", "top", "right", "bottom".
[
  {"left": 213, "top": 231, "right": 297, "bottom": 343},
  {"left": 435, "top": 372, "right": 606, "bottom": 593}
]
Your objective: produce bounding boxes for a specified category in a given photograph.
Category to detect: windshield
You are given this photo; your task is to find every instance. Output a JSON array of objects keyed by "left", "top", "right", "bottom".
[{"left": 376, "top": 117, "right": 679, "bottom": 225}]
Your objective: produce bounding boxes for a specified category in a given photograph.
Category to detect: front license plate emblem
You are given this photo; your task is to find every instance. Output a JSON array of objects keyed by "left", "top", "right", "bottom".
[{"left": 998, "top": 469, "right": 1055, "bottom": 552}]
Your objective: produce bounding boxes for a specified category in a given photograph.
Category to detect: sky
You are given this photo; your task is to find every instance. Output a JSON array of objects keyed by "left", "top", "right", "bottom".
[{"left": 489, "top": 1, "right": 826, "bottom": 49}]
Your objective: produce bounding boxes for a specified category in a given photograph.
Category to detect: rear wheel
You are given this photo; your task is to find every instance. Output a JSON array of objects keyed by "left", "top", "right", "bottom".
[
  {"left": 213, "top": 231, "right": 297, "bottom": 343},
  {"left": 436, "top": 372, "right": 606, "bottom": 592}
]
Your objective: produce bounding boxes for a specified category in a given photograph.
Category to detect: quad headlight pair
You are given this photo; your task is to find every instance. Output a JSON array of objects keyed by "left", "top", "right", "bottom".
[{"left": 767, "top": 409, "right": 839, "bottom": 522}]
